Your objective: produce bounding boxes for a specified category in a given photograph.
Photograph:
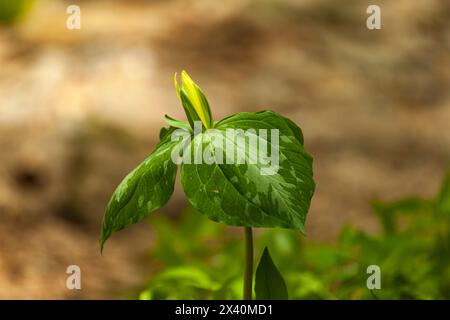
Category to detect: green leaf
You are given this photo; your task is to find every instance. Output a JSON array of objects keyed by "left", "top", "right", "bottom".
[
  {"left": 280, "top": 115, "right": 304, "bottom": 145},
  {"left": 255, "top": 247, "right": 288, "bottom": 299},
  {"left": 99, "top": 131, "right": 179, "bottom": 252},
  {"left": 180, "top": 110, "right": 315, "bottom": 231},
  {"left": 159, "top": 126, "right": 170, "bottom": 140},
  {"left": 164, "top": 115, "right": 192, "bottom": 132}
]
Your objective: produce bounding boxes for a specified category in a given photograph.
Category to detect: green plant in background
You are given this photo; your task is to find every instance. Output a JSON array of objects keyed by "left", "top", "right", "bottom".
[
  {"left": 100, "top": 71, "right": 315, "bottom": 299},
  {"left": 138, "top": 170, "right": 450, "bottom": 299},
  {"left": 0, "top": 0, "right": 33, "bottom": 24}
]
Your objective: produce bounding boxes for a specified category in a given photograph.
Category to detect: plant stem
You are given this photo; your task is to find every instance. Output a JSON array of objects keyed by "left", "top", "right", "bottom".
[{"left": 243, "top": 226, "right": 253, "bottom": 300}]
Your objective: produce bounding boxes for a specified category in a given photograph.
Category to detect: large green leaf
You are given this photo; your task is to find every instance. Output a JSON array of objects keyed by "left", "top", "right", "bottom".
[
  {"left": 181, "top": 110, "right": 315, "bottom": 231},
  {"left": 100, "top": 130, "right": 179, "bottom": 251},
  {"left": 255, "top": 247, "right": 288, "bottom": 299},
  {"left": 280, "top": 115, "right": 304, "bottom": 145}
]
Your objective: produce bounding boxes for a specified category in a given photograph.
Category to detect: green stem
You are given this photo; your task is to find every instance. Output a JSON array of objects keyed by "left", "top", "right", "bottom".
[{"left": 243, "top": 226, "right": 253, "bottom": 300}]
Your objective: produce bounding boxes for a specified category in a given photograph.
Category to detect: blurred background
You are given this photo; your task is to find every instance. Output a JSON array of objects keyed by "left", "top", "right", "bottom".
[{"left": 0, "top": 0, "right": 449, "bottom": 299}]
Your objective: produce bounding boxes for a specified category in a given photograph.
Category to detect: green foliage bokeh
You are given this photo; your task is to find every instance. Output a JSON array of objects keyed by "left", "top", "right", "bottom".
[
  {"left": 0, "top": 0, "right": 33, "bottom": 24},
  {"left": 139, "top": 171, "right": 450, "bottom": 300}
]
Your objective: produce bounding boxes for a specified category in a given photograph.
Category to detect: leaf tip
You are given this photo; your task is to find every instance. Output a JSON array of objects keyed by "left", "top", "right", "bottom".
[
  {"left": 99, "top": 229, "right": 107, "bottom": 255},
  {"left": 255, "top": 246, "right": 288, "bottom": 300}
]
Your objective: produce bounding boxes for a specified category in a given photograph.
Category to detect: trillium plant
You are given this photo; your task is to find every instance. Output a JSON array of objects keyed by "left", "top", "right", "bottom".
[{"left": 100, "top": 71, "right": 315, "bottom": 300}]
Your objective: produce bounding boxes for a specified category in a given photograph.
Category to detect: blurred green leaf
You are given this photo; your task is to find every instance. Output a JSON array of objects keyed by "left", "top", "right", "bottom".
[
  {"left": 287, "top": 272, "right": 329, "bottom": 299},
  {"left": 152, "top": 266, "right": 219, "bottom": 290},
  {"left": 138, "top": 170, "right": 450, "bottom": 300},
  {"left": 436, "top": 170, "right": 450, "bottom": 215},
  {"left": 140, "top": 266, "right": 220, "bottom": 300},
  {"left": 0, "top": 0, "right": 32, "bottom": 23},
  {"left": 372, "top": 197, "right": 432, "bottom": 234}
]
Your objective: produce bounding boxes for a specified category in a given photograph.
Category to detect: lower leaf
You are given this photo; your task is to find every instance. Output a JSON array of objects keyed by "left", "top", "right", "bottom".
[
  {"left": 100, "top": 132, "right": 179, "bottom": 251},
  {"left": 255, "top": 247, "right": 288, "bottom": 300}
]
